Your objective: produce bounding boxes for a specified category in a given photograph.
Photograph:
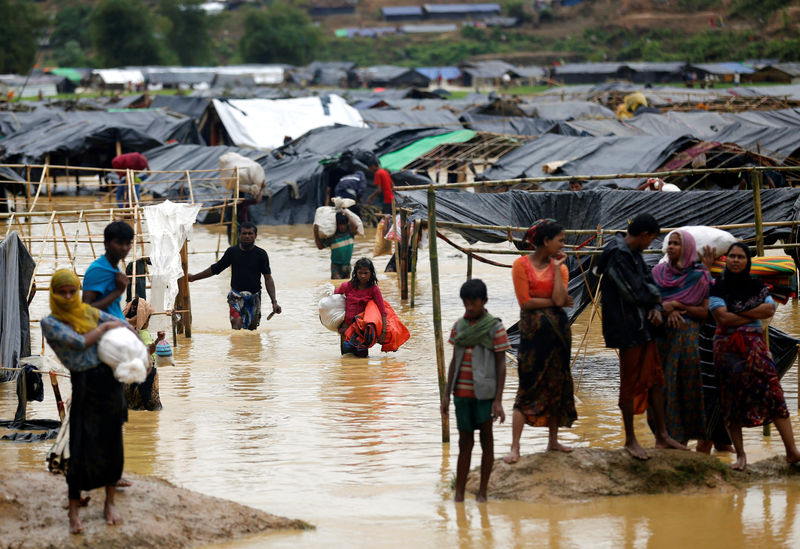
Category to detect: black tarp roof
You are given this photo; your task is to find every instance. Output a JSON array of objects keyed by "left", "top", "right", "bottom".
[
  {"left": 150, "top": 95, "right": 211, "bottom": 122},
  {"left": 460, "top": 112, "right": 585, "bottom": 136},
  {"left": 479, "top": 133, "right": 693, "bottom": 189},
  {"left": 144, "top": 126, "right": 449, "bottom": 225},
  {"left": 397, "top": 187, "right": 800, "bottom": 323},
  {"left": 0, "top": 110, "right": 203, "bottom": 166},
  {"left": 359, "top": 108, "right": 462, "bottom": 129}
]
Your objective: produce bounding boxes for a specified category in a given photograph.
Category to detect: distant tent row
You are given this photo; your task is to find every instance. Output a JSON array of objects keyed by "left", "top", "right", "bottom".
[{"left": 381, "top": 3, "right": 500, "bottom": 21}]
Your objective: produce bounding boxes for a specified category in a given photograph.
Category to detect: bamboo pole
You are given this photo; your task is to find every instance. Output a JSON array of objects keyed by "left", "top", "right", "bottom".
[
  {"left": 186, "top": 170, "right": 195, "bottom": 204},
  {"left": 409, "top": 221, "right": 421, "bottom": 308},
  {"left": 753, "top": 170, "right": 765, "bottom": 256},
  {"left": 397, "top": 165, "right": 800, "bottom": 192},
  {"left": 466, "top": 253, "right": 473, "bottom": 280},
  {"left": 176, "top": 240, "right": 192, "bottom": 338},
  {"left": 399, "top": 208, "right": 409, "bottom": 299},
  {"left": 232, "top": 167, "right": 239, "bottom": 246},
  {"left": 28, "top": 211, "right": 56, "bottom": 300},
  {"left": 427, "top": 186, "right": 449, "bottom": 443}
]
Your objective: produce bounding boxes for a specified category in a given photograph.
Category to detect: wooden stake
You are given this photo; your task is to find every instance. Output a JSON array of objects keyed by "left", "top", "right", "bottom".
[
  {"left": 399, "top": 208, "right": 409, "bottom": 300},
  {"left": 49, "top": 371, "right": 65, "bottom": 421},
  {"left": 466, "top": 253, "right": 473, "bottom": 280},
  {"left": 232, "top": 167, "right": 239, "bottom": 246},
  {"left": 176, "top": 240, "right": 192, "bottom": 338},
  {"left": 427, "top": 186, "right": 449, "bottom": 443},
  {"left": 409, "top": 221, "right": 421, "bottom": 308},
  {"left": 753, "top": 170, "right": 765, "bottom": 256}
]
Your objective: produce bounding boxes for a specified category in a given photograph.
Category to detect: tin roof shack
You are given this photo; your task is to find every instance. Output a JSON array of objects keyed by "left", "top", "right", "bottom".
[
  {"left": 625, "top": 62, "right": 686, "bottom": 84},
  {"left": 423, "top": 3, "right": 501, "bottom": 19},
  {"left": 307, "top": 0, "right": 356, "bottom": 16},
  {"left": 92, "top": 69, "right": 146, "bottom": 90},
  {"left": 751, "top": 63, "right": 800, "bottom": 84},
  {"left": 381, "top": 6, "right": 424, "bottom": 21},
  {"left": 687, "top": 62, "right": 755, "bottom": 84},
  {"left": 552, "top": 63, "right": 632, "bottom": 85},
  {"left": 0, "top": 75, "right": 64, "bottom": 98},
  {"left": 357, "top": 66, "right": 431, "bottom": 88},
  {"left": 459, "top": 60, "right": 520, "bottom": 88},
  {"left": 146, "top": 71, "right": 215, "bottom": 91}
]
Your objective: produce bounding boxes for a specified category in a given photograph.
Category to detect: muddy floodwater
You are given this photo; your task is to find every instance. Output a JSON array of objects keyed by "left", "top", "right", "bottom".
[{"left": 4, "top": 224, "right": 800, "bottom": 548}]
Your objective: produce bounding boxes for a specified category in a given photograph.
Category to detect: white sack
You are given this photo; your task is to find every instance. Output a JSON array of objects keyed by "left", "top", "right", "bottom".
[
  {"left": 660, "top": 226, "right": 738, "bottom": 263},
  {"left": 219, "top": 152, "right": 267, "bottom": 198},
  {"left": 314, "top": 204, "right": 364, "bottom": 239},
  {"left": 97, "top": 327, "right": 149, "bottom": 384},
  {"left": 144, "top": 201, "right": 201, "bottom": 318},
  {"left": 319, "top": 294, "right": 346, "bottom": 332}
]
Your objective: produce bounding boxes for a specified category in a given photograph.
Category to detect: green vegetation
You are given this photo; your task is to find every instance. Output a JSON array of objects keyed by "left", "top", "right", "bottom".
[
  {"left": 0, "top": 0, "right": 45, "bottom": 73},
  {"left": 158, "top": 0, "right": 214, "bottom": 66},
  {"left": 239, "top": 2, "right": 321, "bottom": 65},
  {"left": 90, "top": 0, "right": 162, "bottom": 66},
  {"left": 1, "top": 0, "right": 799, "bottom": 74}
]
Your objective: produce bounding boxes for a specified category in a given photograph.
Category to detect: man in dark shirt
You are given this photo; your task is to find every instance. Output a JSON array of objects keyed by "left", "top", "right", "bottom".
[
  {"left": 595, "top": 213, "right": 686, "bottom": 460},
  {"left": 188, "top": 222, "right": 281, "bottom": 330}
]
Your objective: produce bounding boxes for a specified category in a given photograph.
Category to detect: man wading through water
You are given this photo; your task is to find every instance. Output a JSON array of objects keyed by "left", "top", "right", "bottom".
[{"left": 188, "top": 222, "right": 281, "bottom": 330}]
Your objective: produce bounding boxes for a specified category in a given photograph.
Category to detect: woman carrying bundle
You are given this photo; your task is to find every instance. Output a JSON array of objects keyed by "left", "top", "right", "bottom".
[
  {"left": 504, "top": 219, "right": 577, "bottom": 464},
  {"left": 710, "top": 243, "right": 800, "bottom": 470},
  {"left": 41, "top": 269, "right": 127, "bottom": 534},
  {"left": 651, "top": 230, "right": 710, "bottom": 446}
]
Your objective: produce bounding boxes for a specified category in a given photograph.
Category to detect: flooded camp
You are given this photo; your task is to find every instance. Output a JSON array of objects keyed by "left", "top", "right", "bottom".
[{"left": 4, "top": 2, "right": 800, "bottom": 546}]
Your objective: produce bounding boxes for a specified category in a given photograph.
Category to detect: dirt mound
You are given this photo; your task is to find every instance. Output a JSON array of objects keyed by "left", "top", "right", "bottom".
[
  {"left": 467, "top": 448, "right": 800, "bottom": 503},
  {"left": 0, "top": 470, "right": 311, "bottom": 548}
]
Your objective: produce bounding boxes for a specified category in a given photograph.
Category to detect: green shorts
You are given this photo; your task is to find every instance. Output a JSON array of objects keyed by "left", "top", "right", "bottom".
[{"left": 454, "top": 396, "right": 493, "bottom": 432}]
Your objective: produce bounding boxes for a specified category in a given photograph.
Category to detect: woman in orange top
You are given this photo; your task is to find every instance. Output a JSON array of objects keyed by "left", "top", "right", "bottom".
[{"left": 504, "top": 219, "right": 577, "bottom": 464}]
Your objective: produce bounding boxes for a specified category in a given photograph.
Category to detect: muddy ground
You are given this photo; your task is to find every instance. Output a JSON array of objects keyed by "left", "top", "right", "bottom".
[
  {"left": 466, "top": 448, "right": 800, "bottom": 503},
  {"left": 0, "top": 471, "right": 310, "bottom": 548}
]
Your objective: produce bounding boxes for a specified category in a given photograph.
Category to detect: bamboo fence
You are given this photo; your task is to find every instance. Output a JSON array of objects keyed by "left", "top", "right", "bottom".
[{"left": 398, "top": 166, "right": 800, "bottom": 443}]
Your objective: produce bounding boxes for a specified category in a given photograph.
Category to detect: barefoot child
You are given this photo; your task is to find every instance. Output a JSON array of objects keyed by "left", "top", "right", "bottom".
[
  {"left": 441, "top": 279, "right": 508, "bottom": 502},
  {"left": 314, "top": 212, "right": 357, "bottom": 280},
  {"left": 335, "top": 257, "right": 387, "bottom": 357}
]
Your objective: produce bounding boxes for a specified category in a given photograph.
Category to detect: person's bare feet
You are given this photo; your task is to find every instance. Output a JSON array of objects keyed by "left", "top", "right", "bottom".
[
  {"left": 655, "top": 436, "right": 689, "bottom": 451},
  {"left": 503, "top": 448, "right": 520, "bottom": 464},
  {"left": 476, "top": 493, "right": 487, "bottom": 503},
  {"left": 731, "top": 454, "right": 747, "bottom": 471},
  {"left": 454, "top": 493, "right": 465, "bottom": 503},
  {"left": 785, "top": 448, "right": 800, "bottom": 466},
  {"left": 104, "top": 503, "right": 123, "bottom": 526},
  {"left": 68, "top": 509, "right": 83, "bottom": 535},
  {"left": 624, "top": 441, "right": 650, "bottom": 460},
  {"left": 714, "top": 443, "right": 735, "bottom": 453},
  {"left": 547, "top": 441, "right": 574, "bottom": 453},
  {"left": 116, "top": 478, "right": 132, "bottom": 488},
  {"left": 696, "top": 440, "right": 712, "bottom": 454},
  {"left": 63, "top": 495, "right": 90, "bottom": 509}
]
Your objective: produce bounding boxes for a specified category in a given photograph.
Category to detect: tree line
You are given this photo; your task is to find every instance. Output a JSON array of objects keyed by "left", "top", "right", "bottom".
[{"left": 0, "top": 0, "right": 320, "bottom": 73}]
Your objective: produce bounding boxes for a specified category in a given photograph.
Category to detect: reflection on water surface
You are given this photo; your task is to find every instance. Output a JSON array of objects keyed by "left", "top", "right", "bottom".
[{"left": 3, "top": 224, "right": 800, "bottom": 548}]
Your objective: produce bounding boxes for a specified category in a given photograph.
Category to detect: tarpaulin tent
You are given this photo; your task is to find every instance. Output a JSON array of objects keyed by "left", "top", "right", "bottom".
[
  {"left": 0, "top": 110, "right": 202, "bottom": 168},
  {"left": 207, "top": 95, "right": 366, "bottom": 150},
  {"left": 0, "top": 232, "right": 34, "bottom": 383},
  {"left": 144, "top": 143, "right": 266, "bottom": 222},
  {"left": 397, "top": 187, "right": 800, "bottom": 322},
  {"left": 379, "top": 130, "right": 476, "bottom": 171},
  {"left": 479, "top": 133, "right": 693, "bottom": 189},
  {"left": 359, "top": 108, "right": 462, "bottom": 129},
  {"left": 150, "top": 95, "right": 211, "bottom": 122},
  {"left": 460, "top": 112, "right": 586, "bottom": 136}
]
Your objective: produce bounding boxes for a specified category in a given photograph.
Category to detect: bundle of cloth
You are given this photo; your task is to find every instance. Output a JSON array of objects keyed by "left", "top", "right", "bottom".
[
  {"left": 343, "top": 300, "right": 410, "bottom": 354},
  {"left": 708, "top": 255, "right": 797, "bottom": 304}
]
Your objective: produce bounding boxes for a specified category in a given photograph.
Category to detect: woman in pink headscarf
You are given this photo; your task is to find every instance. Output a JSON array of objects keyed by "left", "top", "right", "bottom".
[{"left": 651, "top": 229, "right": 711, "bottom": 445}]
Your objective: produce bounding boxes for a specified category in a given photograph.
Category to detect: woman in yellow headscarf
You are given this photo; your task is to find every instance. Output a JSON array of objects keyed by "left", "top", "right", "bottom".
[{"left": 41, "top": 269, "right": 126, "bottom": 535}]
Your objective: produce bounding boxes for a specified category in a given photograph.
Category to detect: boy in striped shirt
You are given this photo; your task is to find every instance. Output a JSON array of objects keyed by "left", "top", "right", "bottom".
[{"left": 441, "top": 279, "right": 509, "bottom": 502}]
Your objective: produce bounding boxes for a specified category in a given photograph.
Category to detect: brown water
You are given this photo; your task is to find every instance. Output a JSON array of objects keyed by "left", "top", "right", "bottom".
[{"left": 3, "top": 224, "right": 800, "bottom": 548}]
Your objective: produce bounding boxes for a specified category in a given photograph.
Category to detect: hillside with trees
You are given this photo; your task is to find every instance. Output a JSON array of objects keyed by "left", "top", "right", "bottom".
[{"left": 2, "top": 0, "right": 799, "bottom": 74}]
